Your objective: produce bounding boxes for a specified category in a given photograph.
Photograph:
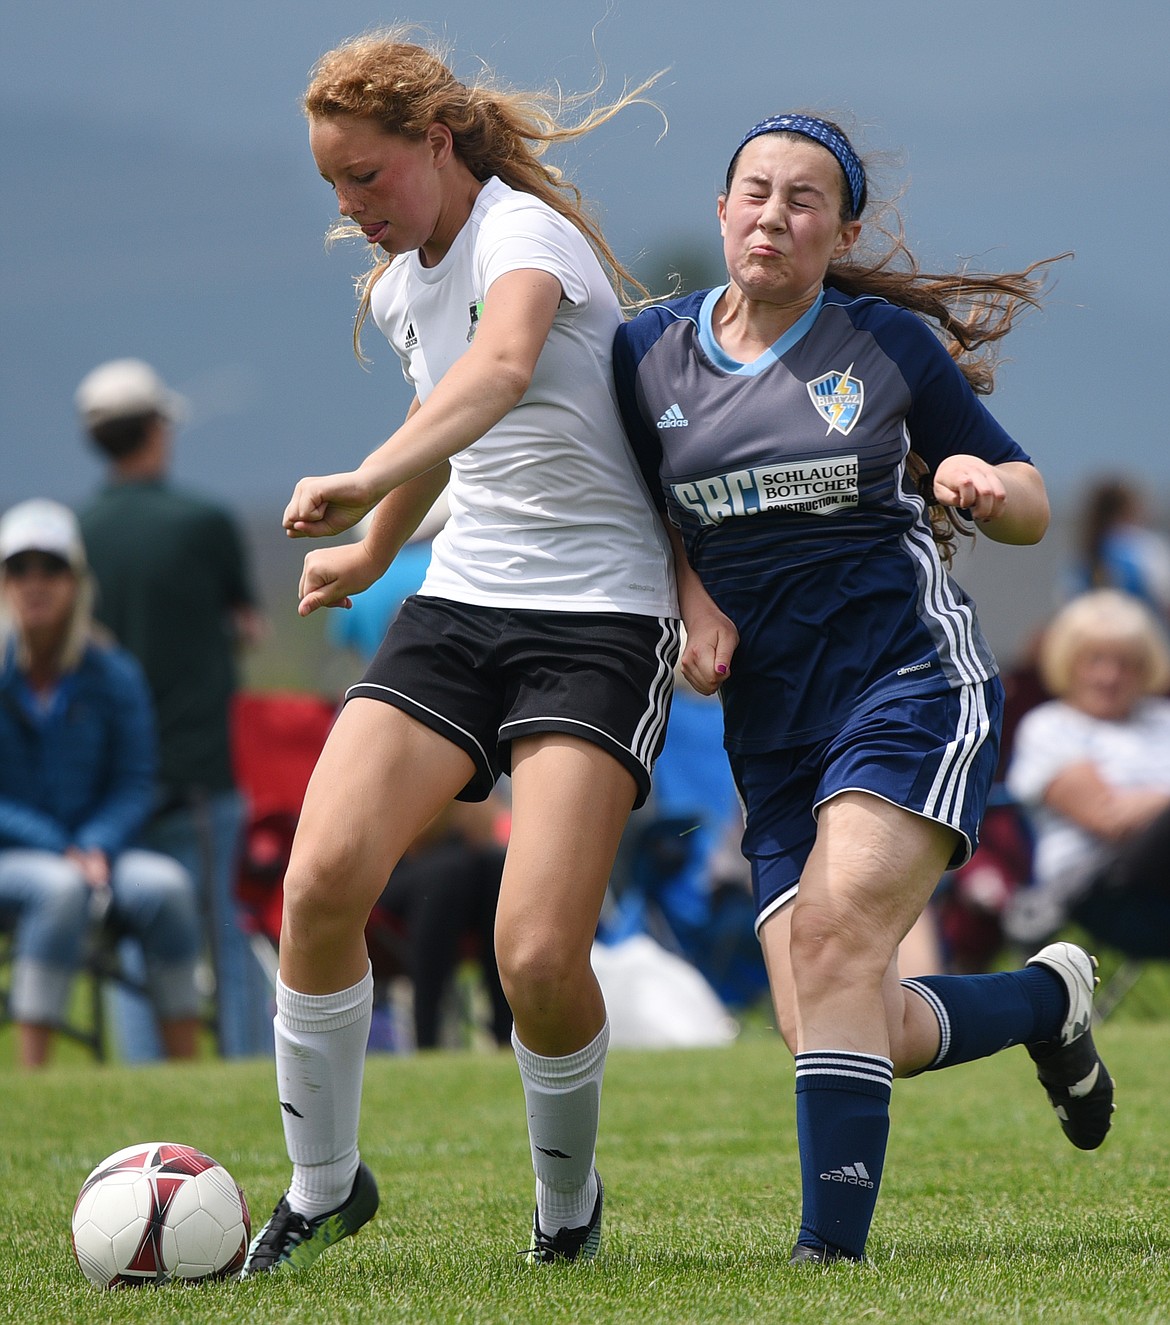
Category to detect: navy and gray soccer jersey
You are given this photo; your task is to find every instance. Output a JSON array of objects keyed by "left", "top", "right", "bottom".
[{"left": 612, "top": 284, "right": 1033, "bottom": 755}]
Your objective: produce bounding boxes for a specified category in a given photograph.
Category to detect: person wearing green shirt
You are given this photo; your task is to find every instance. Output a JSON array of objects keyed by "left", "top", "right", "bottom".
[{"left": 75, "top": 357, "right": 269, "bottom": 1058}]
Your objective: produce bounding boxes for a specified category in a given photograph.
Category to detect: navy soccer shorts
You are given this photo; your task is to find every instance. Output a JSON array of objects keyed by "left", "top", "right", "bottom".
[
  {"left": 345, "top": 594, "right": 680, "bottom": 808},
  {"left": 730, "top": 677, "right": 1005, "bottom": 930}
]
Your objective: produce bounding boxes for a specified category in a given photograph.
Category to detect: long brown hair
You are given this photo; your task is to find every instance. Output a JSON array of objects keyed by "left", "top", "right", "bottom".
[
  {"left": 834, "top": 227, "right": 1067, "bottom": 563},
  {"left": 304, "top": 28, "right": 659, "bottom": 358}
]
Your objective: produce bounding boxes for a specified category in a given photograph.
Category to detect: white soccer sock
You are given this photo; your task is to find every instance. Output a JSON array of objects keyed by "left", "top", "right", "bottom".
[
  {"left": 274, "top": 964, "right": 373, "bottom": 1218},
  {"left": 513, "top": 1020, "right": 609, "bottom": 1231}
]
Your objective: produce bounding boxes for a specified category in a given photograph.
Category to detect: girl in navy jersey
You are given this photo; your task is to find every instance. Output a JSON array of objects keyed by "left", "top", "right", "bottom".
[
  {"left": 243, "top": 31, "right": 678, "bottom": 1275},
  {"left": 614, "top": 114, "right": 1114, "bottom": 1264}
]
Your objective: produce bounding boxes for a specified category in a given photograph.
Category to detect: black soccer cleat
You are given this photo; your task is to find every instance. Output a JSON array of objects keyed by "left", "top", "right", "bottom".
[
  {"left": 789, "top": 1240, "right": 861, "bottom": 1265},
  {"left": 521, "top": 1172, "right": 603, "bottom": 1264},
  {"left": 1026, "top": 942, "right": 1115, "bottom": 1150},
  {"left": 240, "top": 1161, "right": 379, "bottom": 1276}
]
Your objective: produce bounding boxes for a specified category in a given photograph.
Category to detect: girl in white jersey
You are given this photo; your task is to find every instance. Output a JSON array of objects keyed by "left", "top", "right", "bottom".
[{"left": 242, "top": 31, "right": 677, "bottom": 1275}]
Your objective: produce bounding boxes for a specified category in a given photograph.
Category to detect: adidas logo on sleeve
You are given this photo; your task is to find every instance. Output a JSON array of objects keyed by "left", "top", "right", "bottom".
[{"left": 656, "top": 403, "right": 689, "bottom": 429}]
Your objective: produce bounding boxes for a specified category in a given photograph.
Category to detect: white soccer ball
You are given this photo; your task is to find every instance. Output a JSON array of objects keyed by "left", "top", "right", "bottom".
[{"left": 71, "top": 1141, "right": 250, "bottom": 1288}]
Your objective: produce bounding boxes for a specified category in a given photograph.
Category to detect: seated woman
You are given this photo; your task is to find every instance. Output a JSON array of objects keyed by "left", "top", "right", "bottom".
[
  {"left": 0, "top": 499, "right": 202, "bottom": 1067},
  {"left": 373, "top": 796, "right": 512, "bottom": 1051},
  {"left": 1006, "top": 589, "right": 1170, "bottom": 954}
]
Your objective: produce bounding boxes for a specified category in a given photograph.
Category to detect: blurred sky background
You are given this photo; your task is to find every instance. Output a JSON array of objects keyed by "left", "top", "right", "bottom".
[{"left": 2, "top": 0, "right": 1168, "bottom": 670}]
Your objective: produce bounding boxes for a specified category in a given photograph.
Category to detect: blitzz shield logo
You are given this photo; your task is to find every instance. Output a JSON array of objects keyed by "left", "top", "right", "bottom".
[{"left": 807, "top": 364, "right": 863, "bottom": 436}]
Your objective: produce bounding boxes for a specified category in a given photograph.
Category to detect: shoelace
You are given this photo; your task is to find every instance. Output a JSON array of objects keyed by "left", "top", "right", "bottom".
[
  {"left": 518, "top": 1236, "right": 556, "bottom": 1263},
  {"left": 250, "top": 1200, "right": 312, "bottom": 1268},
  {"left": 518, "top": 1223, "right": 589, "bottom": 1263}
]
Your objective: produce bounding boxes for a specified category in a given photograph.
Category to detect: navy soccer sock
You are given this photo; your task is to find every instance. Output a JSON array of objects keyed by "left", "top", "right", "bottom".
[
  {"left": 793, "top": 1051, "right": 893, "bottom": 1261},
  {"left": 902, "top": 967, "right": 1066, "bottom": 1071}
]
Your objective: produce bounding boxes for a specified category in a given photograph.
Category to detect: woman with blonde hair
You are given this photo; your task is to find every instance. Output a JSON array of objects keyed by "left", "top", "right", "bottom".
[
  {"left": 242, "top": 30, "right": 677, "bottom": 1273},
  {"left": 0, "top": 499, "right": 201, "bottom": 1067},
  {"left": 1007, "top": 589, "right": 1170, "bottom": 950}
]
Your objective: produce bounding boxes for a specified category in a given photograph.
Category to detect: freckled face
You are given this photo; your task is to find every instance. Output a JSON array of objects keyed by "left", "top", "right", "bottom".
[
  {"left": 719, "top": 135, "right": 861, "bottom": 306},
  {"left": 309, "top": 114, "right": 445, "bottom": 257}
]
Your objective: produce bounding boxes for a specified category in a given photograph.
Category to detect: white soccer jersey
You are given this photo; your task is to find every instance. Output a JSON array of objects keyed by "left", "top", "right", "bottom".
[{"left": 370, "top": 177, "right": 675, "bottom": 618}]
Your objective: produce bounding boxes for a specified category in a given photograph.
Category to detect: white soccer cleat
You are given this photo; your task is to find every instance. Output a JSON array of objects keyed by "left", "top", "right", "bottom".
[{"left": 1025, "top": 942, "right": 1115, "bottom": 1150}]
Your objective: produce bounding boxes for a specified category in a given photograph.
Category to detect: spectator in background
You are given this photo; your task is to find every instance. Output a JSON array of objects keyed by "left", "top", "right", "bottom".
[
  {"left": 373, "top": 798, "right": 512, "bottom": 1050},
  {"left": 1006, "top": 589, "right": 1170, "bottom": 954},
  {"left": 1064, "top": 476, "right": 1170, "bottom": 623},
  {"left": 74, "top": 358, "right": 270, "bottom": 1058},
  {"left": 0, "top": 500, "right": 201, "bottom": 1068}
]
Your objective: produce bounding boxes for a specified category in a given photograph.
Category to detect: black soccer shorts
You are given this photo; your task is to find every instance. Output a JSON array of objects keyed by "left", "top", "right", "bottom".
[{"left": 345, "top": 595, "right": 680, "bottom": 807}]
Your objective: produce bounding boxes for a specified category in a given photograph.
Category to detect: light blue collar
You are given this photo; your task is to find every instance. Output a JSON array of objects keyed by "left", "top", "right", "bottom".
[{"left": 698, "top": 286, "right": 824, "bottom": 376}]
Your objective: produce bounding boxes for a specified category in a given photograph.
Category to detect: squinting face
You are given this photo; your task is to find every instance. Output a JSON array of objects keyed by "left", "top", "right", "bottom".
[
  {"left": 309, "top": 114, "right": 447, "bottom": 258},
  {"left": 719, "top": 135, "right": 861, "bottom": 307},
  {"left": 1066, "top": 640, "right": 1150, "bottom": 721}
]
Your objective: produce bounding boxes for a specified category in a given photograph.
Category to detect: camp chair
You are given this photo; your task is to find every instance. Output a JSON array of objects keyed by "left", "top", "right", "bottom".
[{"left": 230, "top": 689, "right": 413, "bottom": 996}]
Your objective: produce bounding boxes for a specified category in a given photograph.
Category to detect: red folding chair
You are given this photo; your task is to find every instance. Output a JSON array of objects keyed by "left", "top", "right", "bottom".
[
  {"left": 231, "top": 691, "right": 340, "bottom": 986},
  {"left": 230, "top": 690, "right": 413, "bottom": 993}
]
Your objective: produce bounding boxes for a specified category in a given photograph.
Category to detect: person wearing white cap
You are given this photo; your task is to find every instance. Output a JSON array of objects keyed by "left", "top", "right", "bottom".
[
  {"left": 0, "top": 499, "right": 202, "bottom": 1067},
  {"left": 74, "top": 358, "right": 189, "bottom": 434},
  {"left": 75, "top": 358, "right": 269, "bottom": 1060}
]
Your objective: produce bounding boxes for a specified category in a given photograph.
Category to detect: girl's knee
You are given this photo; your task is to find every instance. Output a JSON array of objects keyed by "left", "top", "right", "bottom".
[
  {"left": 496, "top": 928, "right": 589, "bottom": 1010},
  {"left": 790, "top": 900, "right": 860, "bottom": 966},
  {"left": 789, "top": 901, "right": 891, "bottom": 999},
  {"left": 280, "top": 853, "right": 384, "bottom": 960}
]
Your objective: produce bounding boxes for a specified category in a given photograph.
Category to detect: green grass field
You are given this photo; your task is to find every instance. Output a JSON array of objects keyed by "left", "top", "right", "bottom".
[{"left": 2, "top": 1001, "right": 1168, "bottom": 1324}]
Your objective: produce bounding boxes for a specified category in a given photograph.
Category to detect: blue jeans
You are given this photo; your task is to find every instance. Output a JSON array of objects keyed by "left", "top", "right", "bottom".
[
  {"left": 0, "top": 848, "right": 200, "bottom": 1025},
  {"left": 112, "top": 789, "right": 274, "bottom": 1060}
]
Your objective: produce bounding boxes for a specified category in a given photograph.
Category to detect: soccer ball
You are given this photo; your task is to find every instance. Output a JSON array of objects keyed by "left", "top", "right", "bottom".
[{"left": 71, "top": 1142, "right": 250, "bottom": 1288}]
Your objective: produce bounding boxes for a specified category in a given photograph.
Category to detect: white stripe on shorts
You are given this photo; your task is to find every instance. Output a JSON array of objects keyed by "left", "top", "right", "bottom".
[
  {"left": 630, "top": 617, "right": 681, "bottom": 769},
  {"left": 498, "top": 616, "right": 680, "bottom": 775},
  {"left": 921, "top": 681, "right": 991, "bottom": 828}
]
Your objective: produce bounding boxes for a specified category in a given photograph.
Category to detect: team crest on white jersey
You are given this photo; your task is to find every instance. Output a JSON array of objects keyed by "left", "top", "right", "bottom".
[{"left": 807, "top": 364, "right": 864, "bottom": 436}]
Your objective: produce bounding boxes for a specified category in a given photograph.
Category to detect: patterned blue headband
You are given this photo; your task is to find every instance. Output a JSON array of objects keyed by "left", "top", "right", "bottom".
[{"left": 725, "top": 114, "right": 867, "bottom": 218}]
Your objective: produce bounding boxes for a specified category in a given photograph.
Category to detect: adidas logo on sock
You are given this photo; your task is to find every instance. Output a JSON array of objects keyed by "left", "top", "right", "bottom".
[
  {"left": 656, "top": 403, "right": 689, "bottom": 429},
  {"left": 820, "top": 1161, "right": 875, "bottom": 1188}
]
